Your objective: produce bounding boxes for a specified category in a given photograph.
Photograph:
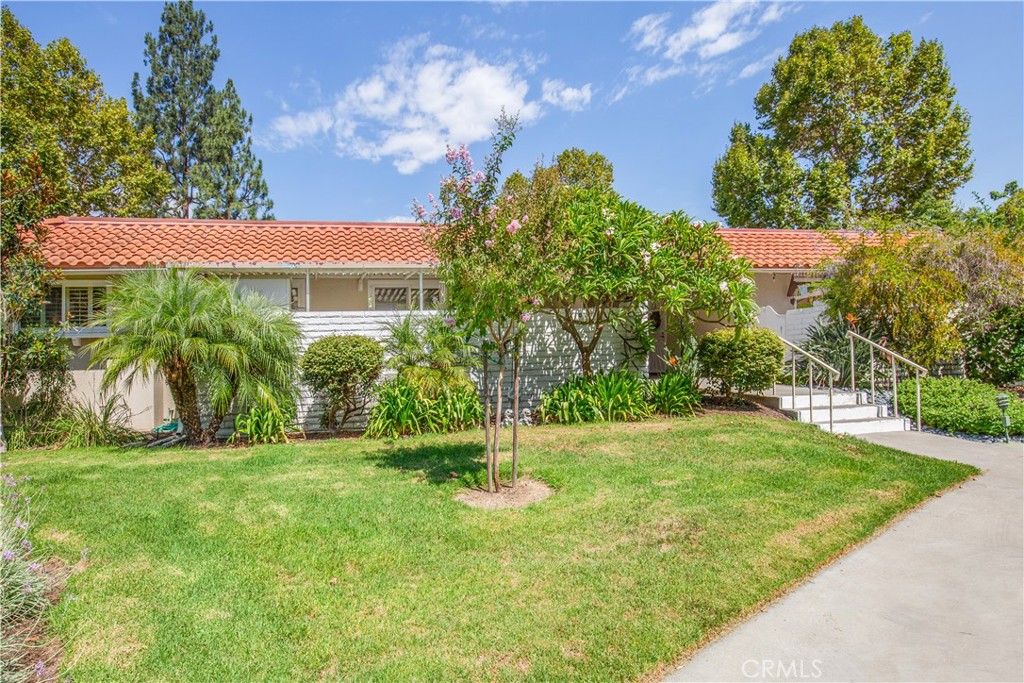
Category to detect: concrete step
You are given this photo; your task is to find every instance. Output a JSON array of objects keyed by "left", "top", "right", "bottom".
[
  {"left": 786, "top": 404, "right": 886, "bottom": 423},
  {"left": 750, "top": 387, "right": 867, "bottom": 411},
  {"left": 816, "top": 416, "right": 910, "bottom": 436}
]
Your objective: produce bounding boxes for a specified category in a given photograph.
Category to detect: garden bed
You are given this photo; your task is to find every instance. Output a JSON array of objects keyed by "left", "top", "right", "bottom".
[{"left": 6, "top": 415, "right": 975, "bottom": 681}]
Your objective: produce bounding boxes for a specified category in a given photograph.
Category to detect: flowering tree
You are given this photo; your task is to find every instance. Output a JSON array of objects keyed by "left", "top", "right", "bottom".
[
  {"left": 528, "top": 188, "right": 758, "bottom": 375},
  {"left": 414, "top": 113, "right": 539, "bottom": 492}
]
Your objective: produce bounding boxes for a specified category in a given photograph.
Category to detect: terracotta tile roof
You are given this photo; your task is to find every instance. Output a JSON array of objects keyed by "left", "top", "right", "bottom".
[
  {"left": 38, "top": 216, "right": 859, "bottom": 271},
  {"left": 38, "top": 216, "right": 433, "bottom": 269},
  {"left": 715, "top": 227, "right": 862, "bottom": 269}
]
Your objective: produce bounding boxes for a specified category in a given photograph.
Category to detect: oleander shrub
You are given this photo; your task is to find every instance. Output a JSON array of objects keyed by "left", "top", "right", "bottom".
[
  {"left": 896, "top": 377, "right": 1024, "bottom": 436},
  {"left": 536, "top": 371, "right": 653, "bottom": 424},
  {"left": 649, "top": 371, "right": 702, "bottom": 417},
  {"left": 697, "top": 327, "right": 785, "bottom": 398},
  {"left": 301, "top": 335, "right": 384, "bottom": 431},
  {"left": 364, "top": 376, "right": 482, "bottom": 439}
]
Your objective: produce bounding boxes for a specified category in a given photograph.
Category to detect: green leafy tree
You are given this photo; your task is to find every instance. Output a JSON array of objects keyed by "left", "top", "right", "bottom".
[
  {"left": 1, "top": 8, "right": 169, "bottom": 216},
  {"left": 90, "top": 268, "right": 300, "bottom": 446},
  {"left": 193, "top": 79, "right": 274, "bottom": 219},
  {"left": 524, "top": 188, "right": 757, "bottom": 376},
  {"left": 713, "top": 16, "right": 972, "bottom": 229},
  {"left": 824, "top": 230, "right": 963, "bottom": 367}
]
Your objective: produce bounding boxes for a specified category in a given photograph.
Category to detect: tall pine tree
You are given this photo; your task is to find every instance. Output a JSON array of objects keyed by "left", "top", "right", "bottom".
[
  {"left": 193, "top": 80, "right": 274, "bottom": 219},
  {"left": 133, "top": 1, "right": 272, "bottom": 219}
]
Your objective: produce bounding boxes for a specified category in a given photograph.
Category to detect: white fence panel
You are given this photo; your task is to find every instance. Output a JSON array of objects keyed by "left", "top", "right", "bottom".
[{"left": 292, "top": 311, "right": 642, "bottom": 431}]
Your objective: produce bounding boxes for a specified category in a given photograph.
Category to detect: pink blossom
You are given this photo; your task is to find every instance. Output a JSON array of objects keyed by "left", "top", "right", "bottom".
[
  {"left": 506, "top": 219, "right": 521, "bottom": 234},
  {"left": 532, "top": 297, "right": 541, "bottom": 306},
  {"left": 521, "top": 214, "right": 528, "bottom": 223},
  {"left": 473, "top": 171, "right": 485, "bottom": 183},
  {"left": 452, "top": 207, "right": 463, "bottom": 220},
  {"left": 444, "top": 316, "right": 456, "bottom": 328},
  {"left": 520, "top": 312, "right": 532, "bottom": 322},
  {"left": 485, "top": 239, "right": 494, "bottom": 248}
]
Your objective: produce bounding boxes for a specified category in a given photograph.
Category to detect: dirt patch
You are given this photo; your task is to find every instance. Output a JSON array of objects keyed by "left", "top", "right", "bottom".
[
  {"left": 772, "top": 505, "right": 862, "bottom": 550},
  {"left": 456, "top": 478, "right": 553, "bottom": 509},
  {"left": 701, "top": 397, "right": 789, "bottom": 419}
]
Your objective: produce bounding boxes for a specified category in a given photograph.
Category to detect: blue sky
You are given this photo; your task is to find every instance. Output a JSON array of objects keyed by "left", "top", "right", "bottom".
[{"left": 10, "top": 1, "right": 1023, "bottom": 223}]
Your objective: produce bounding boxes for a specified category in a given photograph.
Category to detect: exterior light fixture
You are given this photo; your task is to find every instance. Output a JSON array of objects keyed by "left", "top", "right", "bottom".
[{"left": 995, "top": 393, "right": 1011, "bottom": 443}]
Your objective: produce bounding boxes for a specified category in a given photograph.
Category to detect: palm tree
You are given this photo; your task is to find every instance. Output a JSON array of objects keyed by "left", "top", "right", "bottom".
[
  {"left": 382, "top": 312, "right": 478, "bottom": 395},
  {"left": 89, "top": 268, "right": 300, "bottom": 446}
]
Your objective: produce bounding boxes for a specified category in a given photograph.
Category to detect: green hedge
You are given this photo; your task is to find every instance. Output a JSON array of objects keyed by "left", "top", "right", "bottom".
[{"left": 896, "top": 377, "right": 1024, "bottom": 436}]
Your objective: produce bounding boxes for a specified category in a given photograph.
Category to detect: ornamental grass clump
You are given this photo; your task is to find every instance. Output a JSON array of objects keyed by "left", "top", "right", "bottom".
[
  {"left": 537, "top": 371, "right": 653, "bottom": 424},
  {"left": 364, "top": 376, "right": 482, "bottom": 439},
  {"left": 1, "top": 469, "right": 58, "bottom": 682}
]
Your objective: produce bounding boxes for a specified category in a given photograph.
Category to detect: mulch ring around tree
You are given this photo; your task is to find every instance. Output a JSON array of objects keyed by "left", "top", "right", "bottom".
[{"left": 456, "top": 478, "right": 553, "bottom": 509}]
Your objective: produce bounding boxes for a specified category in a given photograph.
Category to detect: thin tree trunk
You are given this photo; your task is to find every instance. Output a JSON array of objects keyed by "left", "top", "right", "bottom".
[
  {"left": 483, "top": 351, "right": 493, "bottom": 493},
  {"left": 492, "top": 347, "right": 504, "bottom": 491},
  {"left": 511, "top": 332, "right": 522, "bottom": 489}
]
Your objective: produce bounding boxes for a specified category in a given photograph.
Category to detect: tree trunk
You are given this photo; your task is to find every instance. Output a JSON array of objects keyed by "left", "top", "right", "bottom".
[
  {"left": 165, "top": 364, "right": 204, "bottom": 445},
  {"left": 492, "top": 347, "right": 504, "bottom": 491},
  {"left": 511, "top": 333, "right": 521, "bottom": 489},
  {"left": 483, "top": 352, "right": 494, "bottom": 493}
]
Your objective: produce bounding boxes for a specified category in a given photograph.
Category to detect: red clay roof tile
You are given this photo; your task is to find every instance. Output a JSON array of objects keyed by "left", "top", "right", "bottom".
[{"left": 38, "top": 216, "right": 858, "bottom": 271}]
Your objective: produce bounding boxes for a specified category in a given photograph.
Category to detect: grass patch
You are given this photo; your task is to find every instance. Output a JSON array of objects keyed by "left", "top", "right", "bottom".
[{"left": 6, "top": 415, "right": 975, "bottom": 681}]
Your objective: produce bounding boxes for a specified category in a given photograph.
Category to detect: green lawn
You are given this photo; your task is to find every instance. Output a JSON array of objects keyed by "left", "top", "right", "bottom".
[{"left": 8, "top": 415, "right": 975, "bottom": 682}]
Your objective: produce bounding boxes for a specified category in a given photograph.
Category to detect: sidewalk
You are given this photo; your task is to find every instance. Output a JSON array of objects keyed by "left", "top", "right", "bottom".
[{"left": 666, "top": 432, "right": 1023, "bottom": 683}]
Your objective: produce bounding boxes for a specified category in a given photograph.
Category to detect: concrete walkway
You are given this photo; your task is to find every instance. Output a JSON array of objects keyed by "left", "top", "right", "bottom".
[{"left": 666, "top": 432, "right": 1023, "bottom": 683}]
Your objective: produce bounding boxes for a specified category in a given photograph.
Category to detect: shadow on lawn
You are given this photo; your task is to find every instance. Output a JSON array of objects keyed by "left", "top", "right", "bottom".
[{"left": 373, "top": 441, "right": 485, "bottom": 485}]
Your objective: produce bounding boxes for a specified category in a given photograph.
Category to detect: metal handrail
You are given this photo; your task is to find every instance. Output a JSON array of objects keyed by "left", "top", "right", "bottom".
[
  {"left": 778, "top": 336, "right": 840, "bottom": 433},
  {"left": 846, "top": 330, "right": 927, "bottom": 432}
]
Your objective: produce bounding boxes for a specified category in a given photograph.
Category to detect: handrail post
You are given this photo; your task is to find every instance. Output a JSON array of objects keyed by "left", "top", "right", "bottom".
[
  {"left": 891, "top": 355, "right": 898, "bottom": 417},
  {"left": 808, "top": 364, "right": 814, "bottom": 425},
  {"left": 849, "top": 334, "right": 856, "bottom": 395},
  {"left": 791, "top": 351, "right": 796, "bottom": 408},
  {"left": 828, "top": 372, "right": 834, "bottom": 433},
  {"left": 916, "top": 368, "right": 922, "bottom": 432},
  {"left": 869, "top": 346, "right": 875, "bottom": 405}
]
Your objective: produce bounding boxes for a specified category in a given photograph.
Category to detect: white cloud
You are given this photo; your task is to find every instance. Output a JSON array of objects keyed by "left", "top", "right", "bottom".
[
  {"left": 261, "top": 35, "right": 544, "bottom": 174},
  {"left": 628, "top": 13, "right": 672, "bottom": 52},
  {"left": 919, "top": 11, "right": 934, "bottom": 24},
  {"left": 736, "top": 48, "right": 784, "bottom": 80},
  {"left": 541, "top": 79, "right": 593, "bottom": 112},
  {"left": 616, "top": 1, "right": 797, "bottom": 100},
  {"left": 380, "top": 215, "right": 415, "bottom": 223}
]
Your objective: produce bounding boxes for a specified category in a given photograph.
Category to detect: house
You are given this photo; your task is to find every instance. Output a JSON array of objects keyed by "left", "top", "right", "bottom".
[{"left": 33, "top": 216, "right": 855, "bottom": 430}]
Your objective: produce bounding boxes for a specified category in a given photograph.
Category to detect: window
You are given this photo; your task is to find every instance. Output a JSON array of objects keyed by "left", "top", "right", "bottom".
[
  {"left": 371, "top": 284, "right": 442, "bottom": 311},
  {"left": 25, "top": 285, "right": 108, "bottom": 327}
]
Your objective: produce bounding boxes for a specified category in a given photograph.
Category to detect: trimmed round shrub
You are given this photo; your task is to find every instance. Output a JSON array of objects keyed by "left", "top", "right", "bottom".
[
  {"left": 649, "top": 371, "right": 702, "bottom": 416},
  {"left": 300, "top": 335, "right": 384, "bottom": 431},
  {"left": 536, "top": 370, "right": 653, "bottom": 424},
  {"left": 896, "top": 376, "right": 1024, "bottom": 436},
  {"left": 697, "top": 327, "right": 784, "bottom": 398}
]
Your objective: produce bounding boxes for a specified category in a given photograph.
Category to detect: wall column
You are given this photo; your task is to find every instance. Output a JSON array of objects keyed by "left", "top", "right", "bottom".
[{"left": 305, "top": 271, "right": 311, "bottom": 312}]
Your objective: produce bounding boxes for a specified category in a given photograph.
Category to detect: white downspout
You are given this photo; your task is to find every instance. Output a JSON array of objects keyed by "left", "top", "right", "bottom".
[
  {"left": 418, "top": 271, "right": 424, "bottom": 310},
  {"left": 305, "top": 271, "right": 311, "bottom": 312}
]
